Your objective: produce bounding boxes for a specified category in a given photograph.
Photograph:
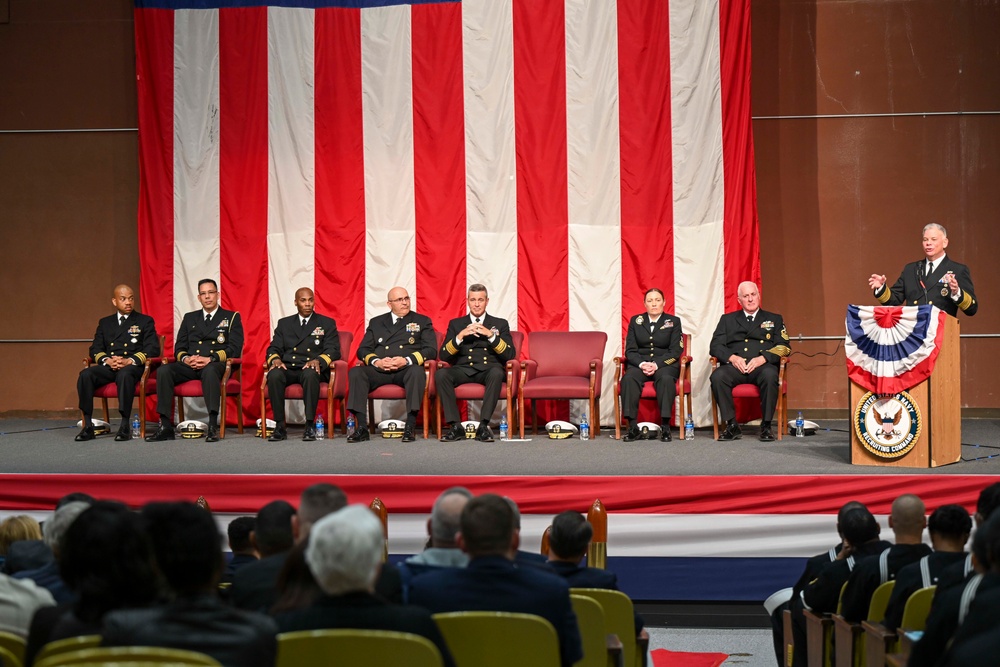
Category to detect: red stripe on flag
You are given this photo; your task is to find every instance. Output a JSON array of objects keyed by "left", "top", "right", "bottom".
[
  {"left": 412, "top": 3, "right": 466, "bottom": 326},
  {"left": 135, "top": 8, "right": 175, "bottom": 354},
  {"left": 718, "top": 0, "right": 760, "bottom": 309},
  {"left": 219, "top": 7, "right": 269, "bottom": 423},
  {"left": 314, "top": 8, "right": 366, "bottom": 360},
  {"left": 617, "top": 0, "right": 675, "bottom": 332}
]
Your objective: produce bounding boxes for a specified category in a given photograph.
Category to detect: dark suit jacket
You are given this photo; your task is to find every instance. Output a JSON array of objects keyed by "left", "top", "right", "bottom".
[
  {"left": 882, "top": 550, "right": 967, "bottom": 630},
  {"left": 408, "top": 555, "right": 583, "bottom": 667},
  {"left": 91, "top": 311, "right": 159, "bottom": 366},
  {"left": 792, "top": 545, "right": 841, "bottom": 600},
  {"left": 839, "top": 543, "right": 932, "bottom": 622},
  {"left": 549, "top": 561, "right": 644, "bottom": 633},
  {"left": 801, "top": 540, "right": 892, "bottom": 614},
  {"left": 624, "top": 312, "right": 683, "bottom": 369},
  {"left": 357, "top": 311, "right": 436, "bottom": 367},
  {"left": 265, "top": 313, "right": 340, "bottom": 372},
  {"left": 230, "top": 552, "right": 288, "bottom": 612},
  {"left": 274, "top": 591, "right": 455, "bottom": 667},
  {"left": 877, "top": 256, "right": 978, "bottom": 316},
  {"left": 175, "top": 308, "right": 243, "bottom": 363},
  {"left": 908, "top": 571, "right": 1000, "bottom": 667},
  {"left": 942, "top": 624, "right": 1000, "bottom": 667},
  {"left": 709, "top": 309, "right": 791, "bottom": 365},
  {"left": 439, "top": 313, "right": 515, "bottom": 371}
]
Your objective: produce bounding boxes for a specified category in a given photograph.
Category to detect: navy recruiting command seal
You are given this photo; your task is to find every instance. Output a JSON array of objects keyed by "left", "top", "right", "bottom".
[{"left": 853, "top": 391, "right": 922, "bottom": 459}]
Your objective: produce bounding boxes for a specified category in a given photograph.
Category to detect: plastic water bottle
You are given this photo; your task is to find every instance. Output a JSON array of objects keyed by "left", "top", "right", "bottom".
[
  {"left": 499, "top": 414, "right": 509, "bottom": 441},
  {"left": 685, "top": 414, "right": 695, "bottom": 441},
  {"left": 346, "top": 413, "right": 356, "bottom": 438},
  {"left": 579, "top": 414, "right": 590, "bottom": 441},
  {"left": 131, "top": 413, "right": 141, "bottom": 439},
  {"left": 316, "top": 415, "right": 325, "bottom": 440},
  {"left": 795, "top": 411, "right": 805, "bottom": 438}
]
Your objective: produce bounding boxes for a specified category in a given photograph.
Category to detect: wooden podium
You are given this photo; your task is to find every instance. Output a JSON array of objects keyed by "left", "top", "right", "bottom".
[{"left": 850, "top": 315, "right": 961, "bottom": 468}]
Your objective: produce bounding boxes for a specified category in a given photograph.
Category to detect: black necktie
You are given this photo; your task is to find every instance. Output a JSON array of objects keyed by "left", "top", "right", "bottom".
[
  {"left": 119, "top": 316, "right": 126, "bottom": 327},
  {"left": 205, "top": 313, "right": 211, "bottom": 324},
  {"left": 301, "top": 318, "right": 307, "bottom": 330},
  {"left": 474, "top": 317, "right": 481, "bottom": 324},
  {"left": 747, "top": 314, "right": 754, "bottom": 324}
]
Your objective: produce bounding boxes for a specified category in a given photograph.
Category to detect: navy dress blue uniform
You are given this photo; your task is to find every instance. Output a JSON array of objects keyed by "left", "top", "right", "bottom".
[
  {"left": 838, "top": 543, "right": 932, "bottom": 622},
  {"left": 264, "top": 313, "right": 340, "bottom": 424},
  {"left": 156, "top": 308, "right": 244, "bottom": 419},
  {"left": 620, "top": 312, "right": 683, "bottom": 422},
  {"left": 436, "top": 313, "right": 516, "bottom": 425},
  {"left": 709, "top": 309, "right": 791, "bottom": 425},
  {"left": 347, "top": 311, "right": 437, "bottom": 417},
  {"left": 875, "top": 256, "right": 977, "bottom": 316},
  {"left": 77, "top": 311, "right": 159, "bottom": 423}
]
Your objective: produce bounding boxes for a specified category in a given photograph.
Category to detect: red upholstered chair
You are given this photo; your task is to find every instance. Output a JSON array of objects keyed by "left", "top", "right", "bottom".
[
  {"left": 612, "top": 333, "right": 692, "bottom": 440},
  {"left": 708, "top": 355, "right": 789, "bottom": 440},
  {"left": 434, "top": 331, "right": 525, "bottom": 438},
  {"left": 174, "top": 358, "right": 244, "bottom": 438},
  {"left": 362, "top": 331, "right": 444, "bottom": 439},
  {"left": 259, "top": 331, "right": 354, "bottom": 437},
  {"left": 518, "top": 331, "right": 608, "bottom": 439},
  {"left": 83, "top": 335, "right": 165, "bottom": 438}
]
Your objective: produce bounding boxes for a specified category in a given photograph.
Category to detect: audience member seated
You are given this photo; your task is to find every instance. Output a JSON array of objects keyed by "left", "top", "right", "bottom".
[
  {"left": 909, "top": 511, "right": 1000, "bottom": 667},
  {"left": 839, "top": 494, "right": 931, "bottom": 622},
  {"left": 222, "top": 516, "right": 258, "bottom": 585},
  {"left": 397, "top": 487, "right": 472, "bottom": 599},
  {"left": 0, "top": 570, "right": 54, "bottom": 640},
  {"left": 102, "top": 501, "right": 277, "bottom": 667},
  {"left": 5, "top": 495, "right": 95, "bottom": 577},
  {"left": 506, "top": 497, "right": 554, "bottom": 572},
  {"left": 547, "top": 510, "right": 644, "bottom": 634},
  {"left": 13, "top": 501, "right": 92, "bottom": 604},
  {"left": 25, "top": 501, "right": 159, "bottom": 666},
  {"left": 409, "top": 494, "right": 583, "bottom": 667},
  {"left": 882, "top": 503, "right": 971, "bottom": 631},
  {"left": 230, "top": 500, "right": 296, "bottom": 612},
  {"left": 275, "top": 506, "right": 455, "bottom": 667},
  {"left": 935, "top": 481, "right": 1000, "bottom": 592},
  {"left": 0, "top": 515, "right": 45, "bottom": 575}
]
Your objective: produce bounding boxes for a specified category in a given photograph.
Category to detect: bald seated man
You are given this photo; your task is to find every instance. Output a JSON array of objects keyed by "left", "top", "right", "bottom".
[
  {"left": 346, "top": 287, "right": 436, "bottom": 443},
  {"left": 264, "top": 288, "right": 340, "bottom": 442},
  {"left": 75, "top": 284, "right": 158, "bottom": 442}
]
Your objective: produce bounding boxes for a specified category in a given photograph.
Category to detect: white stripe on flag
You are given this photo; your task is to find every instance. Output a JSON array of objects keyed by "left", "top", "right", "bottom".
[
  {"left": 463, "top": 0, "right": 518, "bottom": 329},
  {"left": 671, "top": 0, "right": 726, "bottom": 426}
]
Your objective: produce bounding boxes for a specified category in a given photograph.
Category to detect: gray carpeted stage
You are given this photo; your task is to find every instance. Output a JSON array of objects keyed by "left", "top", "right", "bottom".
[{"left": 2, "top": 418, "right": 998, "bottom": 475}]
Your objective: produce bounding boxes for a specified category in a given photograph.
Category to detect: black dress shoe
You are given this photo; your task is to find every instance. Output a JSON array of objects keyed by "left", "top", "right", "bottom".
[
  {"left": 441, "top": 423, "right": 464, "bottom": 442},
  {"left": 114, "top": 424, "right": 132, "bottom": 442},
  {"left": 145, "top": 424, "right": 175, "bottom": 442},
  {"left": 718, "top": 422, "right": 742, "bottom": 441},
  {"left": 401, "top": 425, "right": 416, "bottom": 443},
  {"left": 302, "top": 425, "right": 316, "bottom": 442},
  {"left": 476, "top": 424, "right": 495, "bottom": 443},
  {"left": 621, "top": 424, "right": 640, "bottom": 442},
  {"left": 347, "top": 425, "right": 370, "bottom": 443},
  {"left": 759, "top": 423, "right": 776, "bottom": 442},
  {"left": 75, "top": 425, "right": 96, "bottom": 442},
  {"left": 268, "top": 426, "right": 287, "bottom": 442},
  {"left": 205, "top": 425, "right": 220, "bottom": 443},
  {"left": 660, "top": 428, "right": 672, "bottom": 442}
]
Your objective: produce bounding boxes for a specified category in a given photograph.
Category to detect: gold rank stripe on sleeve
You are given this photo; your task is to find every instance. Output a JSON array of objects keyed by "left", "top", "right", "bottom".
[
  {"left": 319, "top": 354, "right": 332, "bottom": 365},
  {"left": 94, "top": 351, "right": 107, "bottom": 362},
  {"left": 412, "top": 352, "right": 424, "bottom": 366},
  {"left": 663, "top": 357, "right": 676, "bottom": 365},
  {"left": 444, "top": 339, "right": 459, "bottom": 356},
  {"left": 216, "top": 350, "right": 227, "bottom": 363},
  {"left": 768, "top": 344, "right": 791, "bottom": 357},
  {"left": 266, "top": 353, "right": 280, "bottom": 365},
  {"left": 780, "top": 326, "right": 789, "bottom": 341},
  {"left": 176, "top": 350, "right": 187, "bottom": 362},
  {"left": 960, "top": 292, "right": 974, "bottom": 311},
  {"left": 876, "top": 287, "right": 891, "bottom": 304},
  {"left": 134, "top": 352, "right": 147, "bottom": 364},
  {"left": 364, "top": 353, "right": 377, "bottom": 365},
  {"left": 493, "top": 339, "right": 507, "bottom": 354}
]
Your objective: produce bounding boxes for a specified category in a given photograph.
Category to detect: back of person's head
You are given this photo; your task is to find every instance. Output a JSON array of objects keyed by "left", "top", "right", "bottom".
[
  {"left": 142, "top": 502, "right": 222, "bottom": 596},
  {"left": 0, "top": 515, "right": 42, "bottom": 555},
  {"left": 56, "top": 492, "right": 96, "bottom": 510},
  {"left": 227, "top": 516, "right": 256, "bottom": 553},
  {"left": 890, "top": 494, "right": 926, "bottom": 539},
  {"left": 836, "top": 501, "right": 867, "bottom": 537},
  {"left": 841, "top": 507, "right": 880, "bottom": 546},
  {"left": 45, "top": 501, "right": 91, "bottom": 554},
  {"left": 297, "top": 484, "right": 348, "bottom": 535},
  {"left": 971, "top": 511, "right": 1000, "bottom": 572},
  {"left": 976, "top": 483, "right": 1000, "bottom": 524},
  {"left": 503, "top": 496, "right": 523, "bottom": 530},
  {"left": 460, "top": 494, "right": 515, "bottom": 557},
  {"left": 430, "top": 487, "right": 473, "bottom": 547},
  {"left": 928, "top": 504, "right": 973, "bottom": 545},
  {"left": 305, "top": 505, "right": 383, "bottom": 596},
  {"left": 548, "top": 511, "right": 592, "bottom": 561},
  {"left": 60, "top": 501, "right": 158, "bottom": 623},
  {"left": 254, "top": 500, "right": 296, "bottom": 557}
]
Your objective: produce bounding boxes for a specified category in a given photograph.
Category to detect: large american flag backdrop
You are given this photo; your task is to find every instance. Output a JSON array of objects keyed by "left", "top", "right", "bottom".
[{"left": 134, "top": 0, "right": 761, "bottom": 427}]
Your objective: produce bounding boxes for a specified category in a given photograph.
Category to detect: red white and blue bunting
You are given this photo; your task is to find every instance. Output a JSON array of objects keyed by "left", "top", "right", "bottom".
[{"left": 845, "top": 305, "right": 947, "bottom": 395}]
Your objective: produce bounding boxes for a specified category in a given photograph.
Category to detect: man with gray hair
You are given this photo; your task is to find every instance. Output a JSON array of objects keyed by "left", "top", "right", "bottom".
[
  {"left": 869, "top": 222, "right": 978, "bottom": 317},
  {"left": 275, "top": 506, "right": 454, "bottom": 667},
  {"left": 12, "top": 500, "right": 91, "bottom": 603},
  {"left": 397, "top": 487, "right": 472, "bottom": 599}
]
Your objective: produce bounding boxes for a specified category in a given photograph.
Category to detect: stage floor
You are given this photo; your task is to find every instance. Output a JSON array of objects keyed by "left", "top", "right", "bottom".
[{"left": 2, "top": 418, "right": 998, "bottom": 476}]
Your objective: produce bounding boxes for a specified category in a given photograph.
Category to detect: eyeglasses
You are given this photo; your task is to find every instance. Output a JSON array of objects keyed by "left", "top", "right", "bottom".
[
  {"left": 388, "top": 296, "right": 411, "bottom": 304},
  {"left": 199, "top": 290, "right": 218, "bottom": 297}
]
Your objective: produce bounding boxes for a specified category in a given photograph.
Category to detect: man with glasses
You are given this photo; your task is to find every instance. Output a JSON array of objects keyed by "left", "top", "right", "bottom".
[
  {"left": 346, "top": 287, "right": 436, "bottom": 442},
  {"left": 147, "top": 279, "right": 244, "bottom": 442}
]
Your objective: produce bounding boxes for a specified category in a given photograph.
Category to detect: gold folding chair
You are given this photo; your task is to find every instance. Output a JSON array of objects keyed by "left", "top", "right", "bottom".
[
  {"left": 33, "top": 636, "right": 101, "bottom": 667},
  {"left": 34, "top": 647, "right": 220, "bottom": 667},
  {"left": 571, "top": 588, "right": 647, "bottom": 667},
  {"left": 276, "top": 629, "right": 443, "bottom": 667},
  {"left": 433, "top": 611, "right": 560, "bottom": 667}
]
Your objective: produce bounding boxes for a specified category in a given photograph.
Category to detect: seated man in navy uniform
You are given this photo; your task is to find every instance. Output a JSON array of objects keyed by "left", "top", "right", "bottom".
[
  {"left": 437, "top": 283, "right": 516, "bottom": 443},
  {"left": 75, "top": 284, "right": 158, "bottom": 441},
  {"left": 147, "top": 279, "right": 244, "bottom": 442},
  {"left": 264, "top": 287, "right": 340, "bottom": 442},
  {"left": 709, "top": 281, "right": 791, "bottom": 442},
  {"left": 868, "top": 222, "right": 977, "bottom": 317},
  {"left": 346, "top": 286, "right": 436, "bottom": 443}
]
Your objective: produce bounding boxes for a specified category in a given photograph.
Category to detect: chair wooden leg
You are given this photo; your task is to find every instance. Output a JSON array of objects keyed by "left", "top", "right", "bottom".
[
  {"left": 220, "top": 392, "right": 228, "bottom": 439},
  {"left": 435, "top": 396, "right": 443, "bottom": 439},
  {"left": 777, "top": 391, "right": 785, "bottom": 441},
  {"left": 518, "top": 395, "right": 525, "bottom": 439},
  {"left": 531, "top": 400, "right": 538, "bottom": 435},
  {"left": 339, "top": 401, "right": 347, "bottom": 435},
  {"left": 614, "top": 390, "right": 622, "bottom": 440},
  {"left": 594, "top": 397, "right": 601, "bottom": 435},
  {"left": 710, "top": 389, "right": 719, "bottom": 440},
  {"left": 177, "top": 398, "right": 186, "bottom": 424},
  {"left": 326, "top": 393, "right": 335, "bottom": 439},
  {"left": 236, "top": 395, "right": 244, "bottom": 434},
  {"left": 260, "top": 391, "right": 268, "bottom": 439},
  {"left": 368, "top": 398, "right": 376, "bottom": 432},
  {"left": 677, "top": 386, "right": 685, "bottom": 440},
  {"left": 138, "top": 391, "right": 146, "bottom": 439}
]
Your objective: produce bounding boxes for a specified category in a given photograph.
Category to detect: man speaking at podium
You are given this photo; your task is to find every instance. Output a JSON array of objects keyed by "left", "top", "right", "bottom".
[{"left": 868, "top": 223, "right": 978, "bottom": 317}]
